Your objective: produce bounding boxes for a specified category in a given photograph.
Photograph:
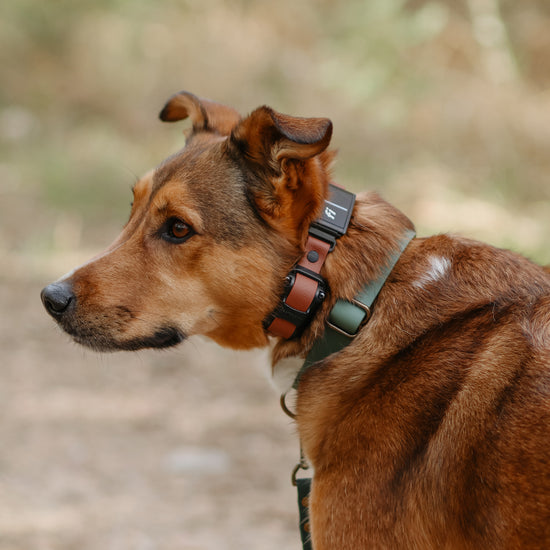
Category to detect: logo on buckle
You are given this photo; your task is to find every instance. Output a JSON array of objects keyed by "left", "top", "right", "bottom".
[{"left": 324, "top": 206, "right": 337, "bottom": 221}]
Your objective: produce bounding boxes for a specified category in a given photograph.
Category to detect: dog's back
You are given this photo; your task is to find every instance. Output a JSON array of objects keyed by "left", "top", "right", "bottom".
[{"left": 296, "top": 230, "right": 550, "bottom": 549}]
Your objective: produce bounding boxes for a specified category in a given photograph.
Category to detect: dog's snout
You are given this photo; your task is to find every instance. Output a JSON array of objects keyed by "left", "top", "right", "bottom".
[{"left": 41, "top": 281, "right": 75, "bottom": 317}]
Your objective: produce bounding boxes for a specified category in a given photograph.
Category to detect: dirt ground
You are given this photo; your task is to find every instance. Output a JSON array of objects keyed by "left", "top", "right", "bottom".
[{"left": 0, "top": 256, "right": 302, "bottom": 550}]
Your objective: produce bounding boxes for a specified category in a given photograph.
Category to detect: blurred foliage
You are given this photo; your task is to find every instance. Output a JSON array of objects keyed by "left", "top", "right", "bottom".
[{"left": 1, "top": 0, "right": 549, "bottom": 265}]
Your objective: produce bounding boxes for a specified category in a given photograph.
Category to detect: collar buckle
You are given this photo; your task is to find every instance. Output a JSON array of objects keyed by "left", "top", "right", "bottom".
[
  {"left": 314, "top": 184, "right": 356, "bottom": 237},
  {"left": 264, "top": 268, "right": 327, "bottom": 338}
]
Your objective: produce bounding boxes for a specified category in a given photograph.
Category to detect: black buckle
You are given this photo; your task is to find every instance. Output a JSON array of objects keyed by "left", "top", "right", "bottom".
[
  {"left": 315, "top": 184, "right": 356, "bottom": 236},
  {"left": 308, "top": 225, "right": 337, "bottom": 251},
  {"left": 264, "top": 268, "right": 327, "bottom": 338}
]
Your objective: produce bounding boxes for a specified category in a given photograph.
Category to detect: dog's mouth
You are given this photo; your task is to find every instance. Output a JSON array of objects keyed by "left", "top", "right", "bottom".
[
  {"left": 119, "top": 326, "right": 186, "bottom": 351},
  {"left": 61, "top": 321, "right": 186, "bottom": 352}
]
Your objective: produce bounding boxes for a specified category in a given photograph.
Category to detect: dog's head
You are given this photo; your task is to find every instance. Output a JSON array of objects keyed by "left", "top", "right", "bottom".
[{"left": 41, "top": 91, "right": 334, "bottom": 351}]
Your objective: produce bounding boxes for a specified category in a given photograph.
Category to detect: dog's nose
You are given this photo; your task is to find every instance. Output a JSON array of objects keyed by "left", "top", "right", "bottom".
[{"left": 41, "top": 281, "right": 75, "bottom": 317}]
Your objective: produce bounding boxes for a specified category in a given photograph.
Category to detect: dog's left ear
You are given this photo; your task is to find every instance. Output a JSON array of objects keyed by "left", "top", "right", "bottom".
[
  {"left": 230, "top": 106, "right": 333, "bottom": 239},
  {"left": 159, "top": 91, "right": 241, "bottom": 136}
]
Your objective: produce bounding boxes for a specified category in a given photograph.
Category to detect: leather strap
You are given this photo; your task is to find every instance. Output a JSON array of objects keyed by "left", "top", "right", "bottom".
[{"left": 267, "top": 236, "right": 331, "bottom": 339}]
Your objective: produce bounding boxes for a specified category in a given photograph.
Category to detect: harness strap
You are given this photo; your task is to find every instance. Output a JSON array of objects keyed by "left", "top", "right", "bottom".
[
  {"left": 293, "top": 228, "right": 416, "bottom": 389},
  {"left": 296, "top": 478, "right": 312, "bottom": 550}
]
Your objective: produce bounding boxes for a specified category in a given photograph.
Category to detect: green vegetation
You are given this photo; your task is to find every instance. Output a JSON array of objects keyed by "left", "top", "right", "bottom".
[{"left": 1, "top": 0, "right": 549, "bottom": 263}]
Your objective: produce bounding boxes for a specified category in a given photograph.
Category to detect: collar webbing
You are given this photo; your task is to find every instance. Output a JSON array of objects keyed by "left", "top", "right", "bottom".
[{"left": 292, "top": 228, "right": 416, "bottom": 389}]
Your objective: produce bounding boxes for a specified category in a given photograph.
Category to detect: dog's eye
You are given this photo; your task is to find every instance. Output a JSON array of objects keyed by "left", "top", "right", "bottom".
[{"left": 163, "top": 218, "right": 193, "bottom": 243}]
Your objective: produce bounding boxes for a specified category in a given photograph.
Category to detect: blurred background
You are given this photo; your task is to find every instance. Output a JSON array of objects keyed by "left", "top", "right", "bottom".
[{"left": 1, "top": 0, "right": 549, "bottom": 549}]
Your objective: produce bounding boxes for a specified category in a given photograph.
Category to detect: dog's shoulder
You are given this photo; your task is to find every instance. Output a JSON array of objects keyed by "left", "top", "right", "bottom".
[{"left": 405, "top": 233, "right": 550, "bottom": 303}]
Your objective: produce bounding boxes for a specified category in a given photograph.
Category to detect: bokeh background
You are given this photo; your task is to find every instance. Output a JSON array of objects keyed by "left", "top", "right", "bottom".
[{"left": 1, "top": 1, "right": 549, "bottom": 549}]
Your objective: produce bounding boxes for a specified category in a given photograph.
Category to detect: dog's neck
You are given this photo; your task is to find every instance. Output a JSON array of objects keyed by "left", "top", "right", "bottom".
[{"left": 271, "top": 190, "right": 416, "bottom": 389}]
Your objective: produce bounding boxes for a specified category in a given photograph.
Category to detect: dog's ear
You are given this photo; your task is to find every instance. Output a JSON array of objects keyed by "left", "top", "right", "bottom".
[
  {"left": 159, "top": 91, "right": 241, "bottom": 136},
  {"left": 230, "top": 106, "right": 333, "bottom": 240},
  {"left": 231, "top": 106, "right": 332, "bottom": 165}
]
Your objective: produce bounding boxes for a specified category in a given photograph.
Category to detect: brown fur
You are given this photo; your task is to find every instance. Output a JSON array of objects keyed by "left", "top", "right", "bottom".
[{"left": 42, "top": 91, "right": 550, "bottom": 549}]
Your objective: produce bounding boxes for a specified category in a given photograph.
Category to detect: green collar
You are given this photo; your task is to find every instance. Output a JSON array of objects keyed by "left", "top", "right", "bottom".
[{"left": 292, "top": 228, "right": 416, "bottom": 389}]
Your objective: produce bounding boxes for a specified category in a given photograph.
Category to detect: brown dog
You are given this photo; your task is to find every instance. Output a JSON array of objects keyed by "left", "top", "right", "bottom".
[{"left": 41, "top": 92, "right": 550, "bottom": 549}]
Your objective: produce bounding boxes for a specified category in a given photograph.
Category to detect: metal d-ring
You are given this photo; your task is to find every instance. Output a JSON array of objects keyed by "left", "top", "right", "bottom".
[
  {"left": 291, "top": 447, "right": 310, "bottom": 486},
  {"left": 280, "top": 392, "right": 296, "bottom": 419}
]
